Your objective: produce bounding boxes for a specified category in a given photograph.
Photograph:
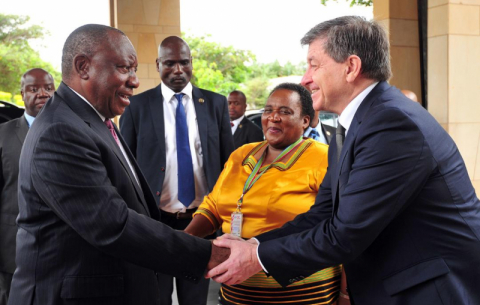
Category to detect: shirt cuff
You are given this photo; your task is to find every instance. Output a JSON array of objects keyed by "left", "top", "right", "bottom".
[{"left": 252, "top": 238, "right": 269, "bottom": 274}]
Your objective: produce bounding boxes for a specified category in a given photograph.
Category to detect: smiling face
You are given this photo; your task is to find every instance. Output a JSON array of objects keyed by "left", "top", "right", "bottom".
[
  {"left": 21, "top": 69, "right": 55, "bottom": 117},
  {"left": 301, "top": 38, "right": 347, "bottom": 114},
  {"left": 84, "top": 31, "right": 139, "bottom": 118},
  {"left": 157, "top": 41, "right": 192, "bottom": 93},
  {"left": 261, "top": 89, "right": 309, "bottom": 150}
]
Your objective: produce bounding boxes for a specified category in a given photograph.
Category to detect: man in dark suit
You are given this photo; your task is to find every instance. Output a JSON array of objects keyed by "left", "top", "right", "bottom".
[
  {"left": 207, "top": 16, "right": 480, "bottom": 305},
  {"left": 120, "top": 36, "right": 234, "bottom": 305},
  {"left": 8, "top": 24, "right": 227, "bottom": 305},
  {"left": 303, "top": 110, "right": 335, "bottom": 144},
  {"left": 0, "top": 68, "right": 54, "bottom": 305},
  {"left": 227, "top": 90, "right": 263, "bottom": 148}
]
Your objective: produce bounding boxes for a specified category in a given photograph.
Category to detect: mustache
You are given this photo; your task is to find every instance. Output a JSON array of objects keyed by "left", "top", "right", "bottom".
[{"left": 170, "top": 76, "right": 187, "bottom": 82}]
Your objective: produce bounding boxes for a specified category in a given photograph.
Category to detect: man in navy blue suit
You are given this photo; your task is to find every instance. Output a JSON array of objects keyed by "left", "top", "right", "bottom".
[
  {"left": 207, "top": 16, "right": 480, "bottom": 305},
  {"left": 120, "top": 36, "right": 234, "bottom": 305}
]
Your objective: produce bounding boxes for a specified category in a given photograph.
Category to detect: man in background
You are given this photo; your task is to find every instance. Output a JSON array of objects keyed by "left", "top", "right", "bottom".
[
  {"left": 0, "top": 68, "right": 54, "bottom": 305},
  {"left": 227, "top": 90, "right": 263, "bottom": 148},
  {"left": 120, "top": 36, "right": 234, "bottom": 305}
]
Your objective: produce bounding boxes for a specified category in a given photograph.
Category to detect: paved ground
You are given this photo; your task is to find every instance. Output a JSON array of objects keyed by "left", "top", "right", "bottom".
[{"left": 171, "top": 280, "right": 221, "bottom": 305}]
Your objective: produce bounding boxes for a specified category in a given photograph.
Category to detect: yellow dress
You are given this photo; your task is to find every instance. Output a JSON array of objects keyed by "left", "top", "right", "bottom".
[{"left": 195, "top": 139, "right": 341, "bottom": 305}]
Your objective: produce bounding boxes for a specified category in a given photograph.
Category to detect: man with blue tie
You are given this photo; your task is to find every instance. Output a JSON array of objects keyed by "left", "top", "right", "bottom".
[
  {"left": 0, "top": 68, "right": 54, "bottom": 305},
  {"left": 120, "top": 36, "right": 234, "bottom": 305}
]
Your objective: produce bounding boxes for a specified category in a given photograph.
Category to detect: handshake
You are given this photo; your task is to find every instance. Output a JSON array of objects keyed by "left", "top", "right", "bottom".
[{"left": 205, "top": 234, "right": 263, "bottom": 285}]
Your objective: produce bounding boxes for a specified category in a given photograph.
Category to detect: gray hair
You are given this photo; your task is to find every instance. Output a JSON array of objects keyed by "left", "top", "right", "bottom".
[
  {"left": 301, "top": 16, "right": 392, "bottom": 81},
  {"left": 62, "top": 24, "right": 125, "bottom": 81}
]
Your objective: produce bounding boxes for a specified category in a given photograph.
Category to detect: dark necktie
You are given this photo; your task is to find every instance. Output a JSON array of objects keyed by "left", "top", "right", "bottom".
[
  {"left": 175, "top": 93, "right": 195, "bottom": 207},
  {"left": 308, "top": 128, "right": 321, "bottom": 141},
  {"left": 105, "top": 119, "right": 120, "bottom": 146},
  {"left": 336, "top": 124, "right": 345, "bottom": 162}
]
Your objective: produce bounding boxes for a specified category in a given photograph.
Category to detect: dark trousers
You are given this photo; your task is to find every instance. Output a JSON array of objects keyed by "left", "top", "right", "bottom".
[
  {"left": 157, "top": 214, "right": 210, "bottom": 305},
  {"left": 0, "top": 271, "right": 12, "bottom": 305}
]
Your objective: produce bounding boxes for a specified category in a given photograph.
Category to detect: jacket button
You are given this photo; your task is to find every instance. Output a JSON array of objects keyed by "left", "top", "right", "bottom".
[
  {"left": 156, "top": 191, "right": 160, "bottom": 196},
  {"left": 161, "top": 167, "right": 165, "bottom": 172}
]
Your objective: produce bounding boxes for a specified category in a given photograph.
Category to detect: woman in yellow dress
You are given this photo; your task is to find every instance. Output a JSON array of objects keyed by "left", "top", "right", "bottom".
[{"left": 185, "top": 83, "right": 342, "bottom": 305}]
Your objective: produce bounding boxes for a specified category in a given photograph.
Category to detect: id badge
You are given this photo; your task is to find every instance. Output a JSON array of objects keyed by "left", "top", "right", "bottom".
[{"left": 231, "top": 211, "right": 243, "bottom": 238}]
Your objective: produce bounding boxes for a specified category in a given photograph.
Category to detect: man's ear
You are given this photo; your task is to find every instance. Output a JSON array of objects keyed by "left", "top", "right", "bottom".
[
  {"left": 156, "top": 58, "right": 160, "bottom": 72},
  {"left": 74, "top": 55, "right": 90, "bottom": 80},
  {"left": 345, "top": 55, "right": 362, "bottom": 83},
  {"left": 303, "top": 115, "right": 311, "bottom": 130}
]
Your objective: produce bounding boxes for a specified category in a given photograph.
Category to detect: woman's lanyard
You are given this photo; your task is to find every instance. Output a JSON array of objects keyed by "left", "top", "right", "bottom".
[{"left": 230, "top": 137, "right": 303, "bottom": 237}]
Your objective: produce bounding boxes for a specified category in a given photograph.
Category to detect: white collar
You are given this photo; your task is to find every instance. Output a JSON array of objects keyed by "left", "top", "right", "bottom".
[
  {"left": 161, "top": 82, "right": 193, "bottom": 103},
  {"left": 67, "top": 86, "right": 105, "bottom": 122},
  {"left": 231, "top": 115, "right": 245, "bottom": 125},
  {"left": 338, "top": 82, "right": 378, "bottom": 136}
]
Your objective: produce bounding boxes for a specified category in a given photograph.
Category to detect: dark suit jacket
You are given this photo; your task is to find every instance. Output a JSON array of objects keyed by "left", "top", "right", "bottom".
[
  {"left": 256, "top": 82, "right": 480, "bottom": 305},
  {"left": 0, "top": 116, "right": 28, "bottom": 275},
  {"left": 320, "top": 123, "right": 335, "bottom": 144},
  {"left": 120, "top": 84, "right": 234, "bottom": 200},
  {"left": 8, "top": 83, "right": 211, "bottom": 305},
  {"left": 233, "top": 117, "right": 263, "bottom": 149}
]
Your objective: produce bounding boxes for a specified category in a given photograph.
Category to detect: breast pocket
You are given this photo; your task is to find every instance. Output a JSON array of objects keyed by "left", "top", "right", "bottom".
[{"left": 382, "top": 257, "right": 450, "bottom": 296}]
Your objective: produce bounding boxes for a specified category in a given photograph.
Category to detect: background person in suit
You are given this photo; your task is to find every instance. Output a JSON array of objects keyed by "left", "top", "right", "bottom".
[
  {"left": 207, "top": 16, "right": 480, "bottom": 305},
  {"left": 227, "top": 90, "right": 263, "bottom": 148},
  {"left": 8, "top": 24, "right": 227, "bottom": 305},
  {"left": 120, "top": 36, "right": 234, "bottom": 305},
  {"left": 303, "top": 109, "right": 335, "bottom": 144},
  {"left": 0, "top": 68, "right": 54, "bottom": 305}
]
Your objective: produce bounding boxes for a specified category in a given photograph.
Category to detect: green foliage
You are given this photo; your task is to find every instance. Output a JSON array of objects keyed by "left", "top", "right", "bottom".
[
  {"left": 184, "top": 34, "right": 255, "bottom": 96},
  {"left": 0, "top": 14, "right": 60, "bottom": 101},
  {"left": 183, "top": 34, "right": 306, "bottom": 109},
  {"left": 321, "top": 0, "right": 373, "bottom": 6}
]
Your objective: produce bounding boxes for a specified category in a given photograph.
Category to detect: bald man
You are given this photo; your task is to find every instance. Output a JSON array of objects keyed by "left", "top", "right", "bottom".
[
  {"left": 401, "top": 89, "right": 419, "bottom": 103},
  {"left": 228, "top": 90, "right": 263, "bottom": 148},
  {"left": 120, "top": 36, "right": 234, "bottom": 305},
  {"left": 0, "top": 68, "right": 54, "bottom": 305}
]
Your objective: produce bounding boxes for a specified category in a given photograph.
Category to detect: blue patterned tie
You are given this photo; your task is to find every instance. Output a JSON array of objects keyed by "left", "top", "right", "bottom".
[
  {"left": 175, "top": 93, "right": 195, "bottom": 207},
  {"left": 308, "top": 128, "right": 321, "bottom": 141}
]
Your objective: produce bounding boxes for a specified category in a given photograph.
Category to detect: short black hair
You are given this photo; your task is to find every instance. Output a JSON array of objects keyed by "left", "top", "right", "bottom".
[
  {"left": 228, "top": 90, "right": 247, "bottom": 104},
  {"left": 269, "top": 83, "right": 314, "bottom": 121},
  {"left": 62, "top": 24, "right": 125, "bottom": 81}
]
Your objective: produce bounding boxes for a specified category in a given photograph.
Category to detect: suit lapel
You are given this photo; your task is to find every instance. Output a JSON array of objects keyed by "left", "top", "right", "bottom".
[
  {"left": 15, "top": 116, "right": 29, "bottom": 145},
  {"left": 331, "top": 82, "right": 391, "bottom": 212},
  {"left": 192, "top": 86, "right": 209, "bottom": 162},
  {"left": 233, "top": 117, "right": 247, "bottom": 142},
  {"left": 148, "top": 85, "right": 165, "bottom": 143},
  {"left": 57, "top": 83, "right": 150, "bottom": 215}
]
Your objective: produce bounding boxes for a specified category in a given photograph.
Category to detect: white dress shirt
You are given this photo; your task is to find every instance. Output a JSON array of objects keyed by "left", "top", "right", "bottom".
[
  {"left": 24, "top": 112, "right": 35, "bottom": 127},
  {"left": 68, "top": 86, "right": 140, "bottom": 185},
  {"left": 160, "top": 82, "right": 209, "bottom": 213},
  {"left": 338, "top": 82, "right": 378, "bottom": 137},
  {"left": 231, "top": 115, "right": 245, "bottom": 135}
]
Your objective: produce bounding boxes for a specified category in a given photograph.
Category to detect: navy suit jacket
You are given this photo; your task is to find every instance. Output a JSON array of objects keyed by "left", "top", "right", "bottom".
[
  {"left": 0, "top": 116, "right": 28, "bottom": 275},
  {"left": 256, "top": 82, "right": 480, "bottom": 305},
  {"left": 120, "top": 84, "right": 234, "bottom": 200},
  {"left": 8, "top": 83, "right": 211, "bottom": 305},
  {"left": 233, "top": 117, "right": 263, "bottom": 149}
]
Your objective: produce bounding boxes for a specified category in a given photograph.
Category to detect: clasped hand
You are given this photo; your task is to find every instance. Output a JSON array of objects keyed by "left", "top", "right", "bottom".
[{"left": 206, "top": 234, "right": 263, "bottom": 285}]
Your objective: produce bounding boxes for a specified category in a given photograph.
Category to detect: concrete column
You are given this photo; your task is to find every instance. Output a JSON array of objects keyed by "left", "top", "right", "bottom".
[
  {"left": 113, "top": 0, "right": 181, "bottom": 94},
  {"left": 428, "top": 0, "right": 480, "bottom": 190},
  {"left": 374, "top": 0, "right": 422, "bottom": 104}
]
